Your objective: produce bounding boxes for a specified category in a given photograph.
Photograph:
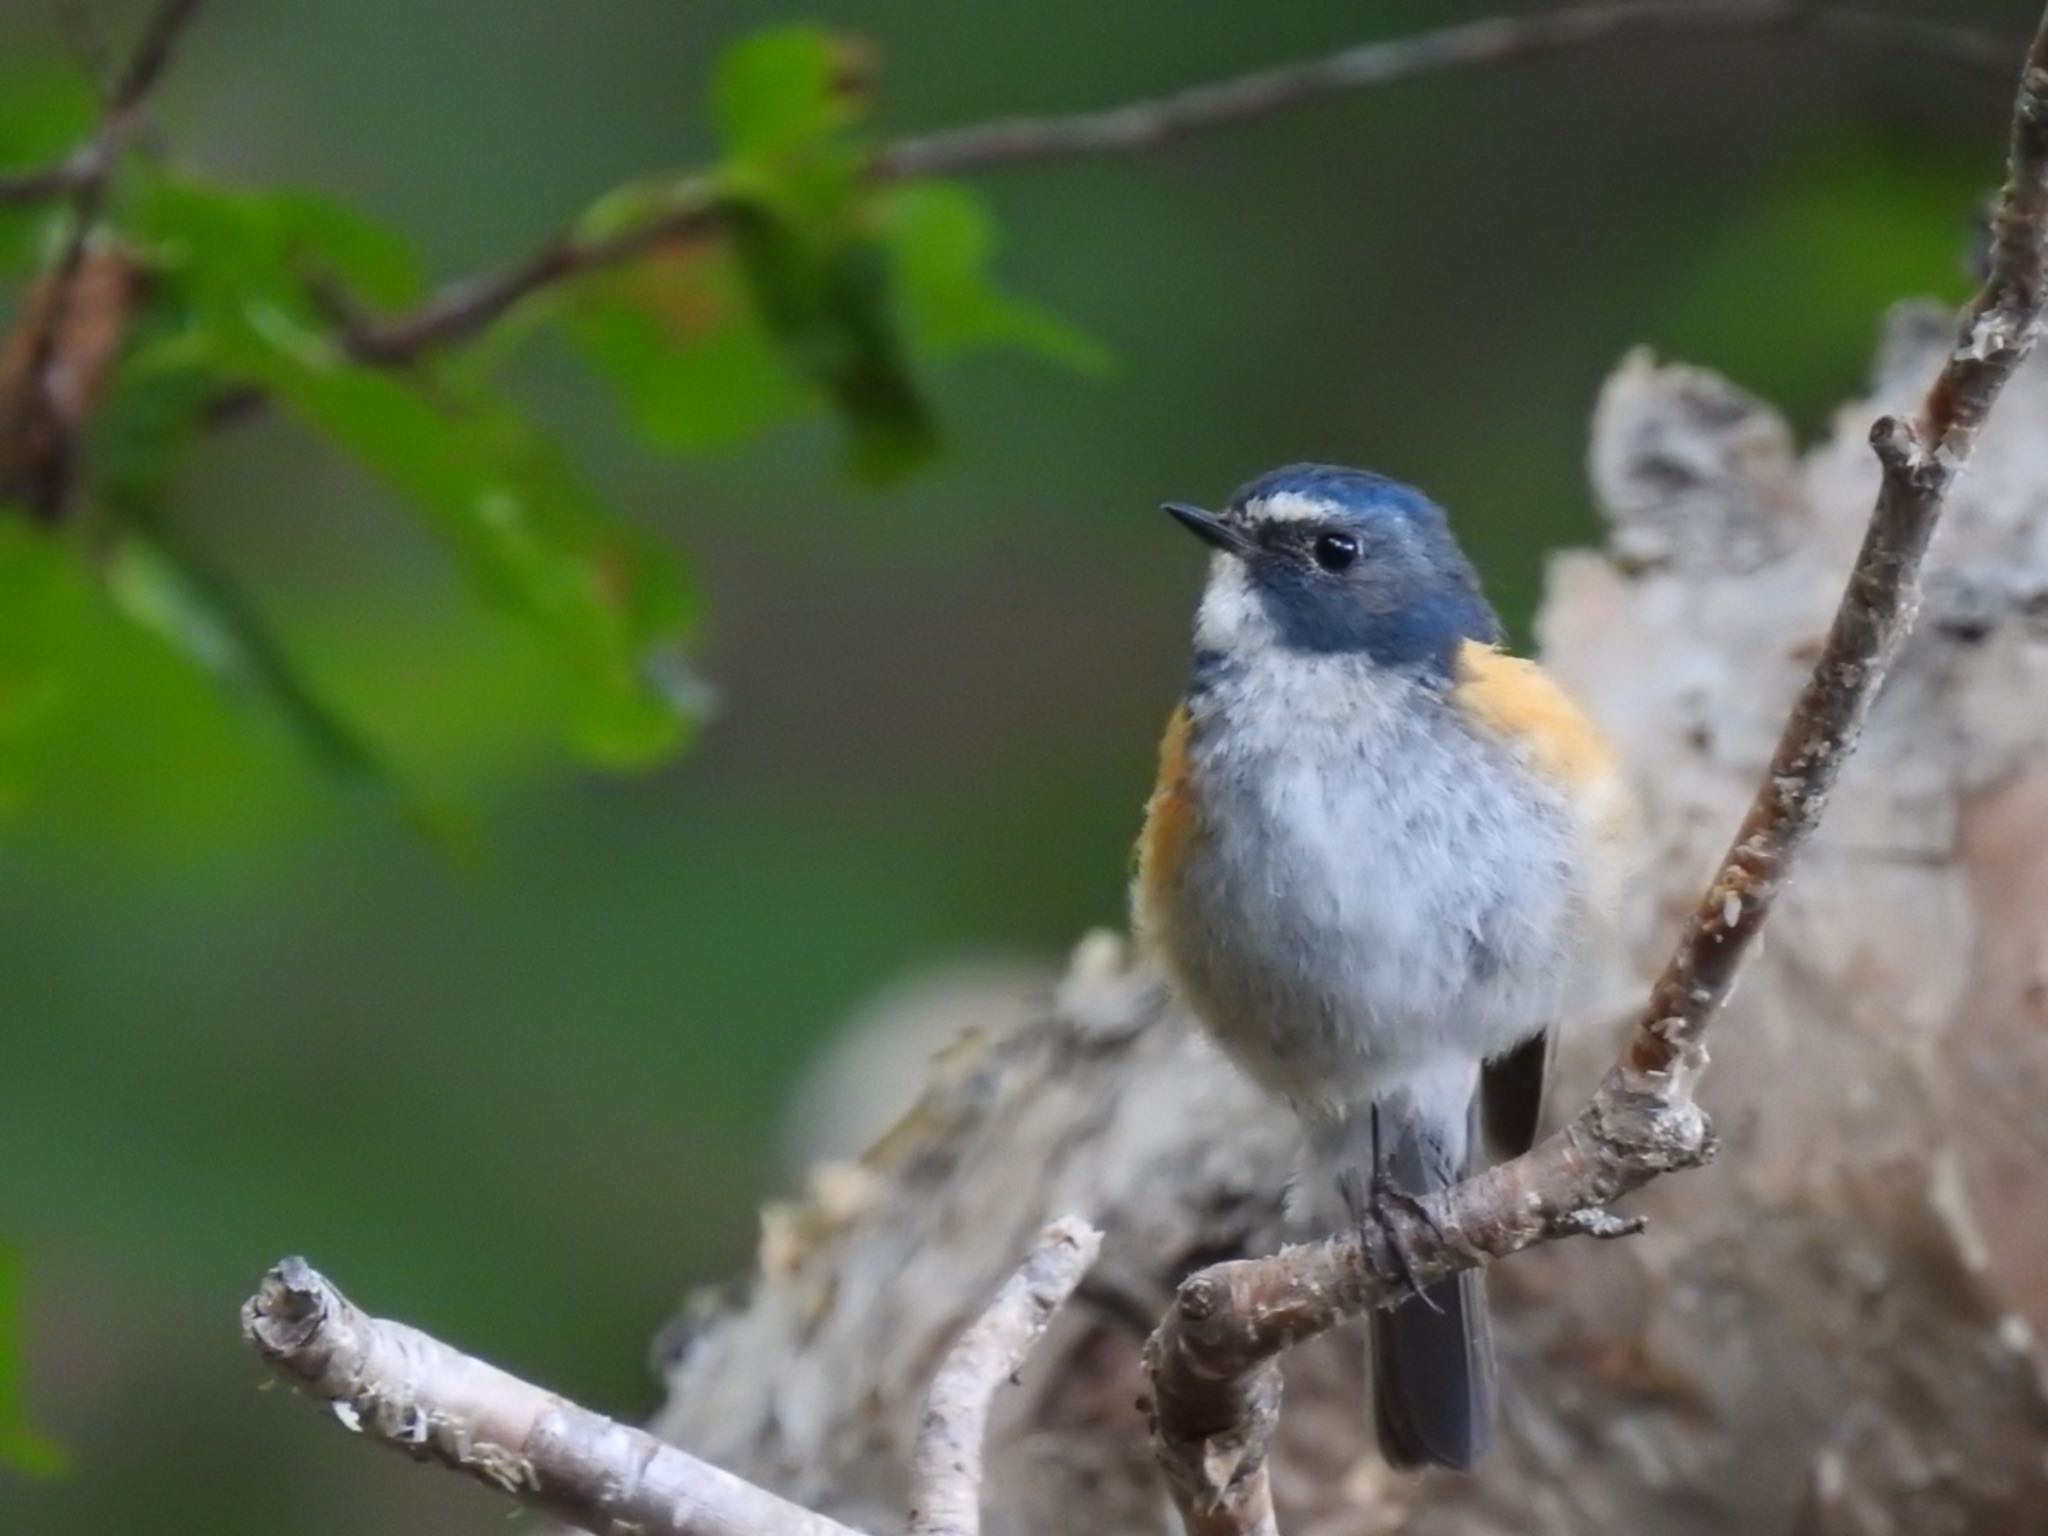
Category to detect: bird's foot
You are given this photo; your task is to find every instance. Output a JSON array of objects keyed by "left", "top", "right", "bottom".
[{"left": 1349, "top": 1171, "right": 1446, "bottom": 1314}]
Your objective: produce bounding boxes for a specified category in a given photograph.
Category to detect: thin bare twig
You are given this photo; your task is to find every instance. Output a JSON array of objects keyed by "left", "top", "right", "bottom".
[
  {"left": 242, "top": 1256, "right": 869, "bottom": 1536},
  {"left": 339, "top": 1, "right": 2014, "bottom": 368},
  {"left": 1630, "top": 17, "right": 2048, "bottom": 1081},
  {"left": 1142, "top": 10, "right": 2048, "bottom": 1532},
  {"left": 0, "top": 0, "right": 2008, "bottom": 214},
  {"left": 908, "top": 1218, "right": 1103, "bottom": 1536},
  {"left": 106, "top": 0, "right": 202, "bottom": 113},
  {"left": 878, "top": 1, "right": 2012, "bottom": 179}
]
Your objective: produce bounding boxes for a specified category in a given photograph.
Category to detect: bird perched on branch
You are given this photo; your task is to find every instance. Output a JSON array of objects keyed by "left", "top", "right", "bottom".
[{"left": 1133, "top": 463, "right": 1629, "bottom": 1470}]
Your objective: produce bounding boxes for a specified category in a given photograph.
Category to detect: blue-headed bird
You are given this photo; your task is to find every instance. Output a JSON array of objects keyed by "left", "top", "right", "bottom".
[{"left": 1134, "top": 464, "right": 1629, "bottom": 1469}]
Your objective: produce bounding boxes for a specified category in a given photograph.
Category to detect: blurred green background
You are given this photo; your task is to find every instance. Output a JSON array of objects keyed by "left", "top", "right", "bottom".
[{"left": 0, "top": 0, "right": 2025, "bottom": 1530}]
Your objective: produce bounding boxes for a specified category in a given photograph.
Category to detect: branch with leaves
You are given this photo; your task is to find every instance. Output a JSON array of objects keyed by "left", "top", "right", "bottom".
[
  {"left": 4, "top": 4, "right": 2013, "bottom": 366},
  {"left": 0, "top": 0, "right": 202, "bottom": 520},
  {"left": 0, "top": 0, "right": 200, "bottom": 206},
  {"left": 0, "top": 1, "right": 2027, "bottom": 821},
  {"left": 255, "top": 0, "right": 2025, "bottom": 369}
]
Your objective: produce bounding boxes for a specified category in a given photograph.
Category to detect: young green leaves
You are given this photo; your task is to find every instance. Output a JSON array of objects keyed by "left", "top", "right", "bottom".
[
  {"left": 0, "top": 23, "right": 1100, "bottom": 831},
  {"left": 571, "top": 27, "right": 1102, "bottom": 485}
]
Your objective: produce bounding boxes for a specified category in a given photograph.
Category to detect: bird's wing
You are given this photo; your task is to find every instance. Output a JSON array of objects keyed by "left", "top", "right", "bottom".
[
  {"left": 1450, "top": 640, "right": 1631, "bottom": 847},
  {"left": 1133, "top": 703, "right": 1197, "bottom": 930},
  {"left": 1479, "top": 1027, "right": 1552, "bottom": 1159},
  {"left": 1454, "top": 642, "right": 1622, "bottom": 1159}
]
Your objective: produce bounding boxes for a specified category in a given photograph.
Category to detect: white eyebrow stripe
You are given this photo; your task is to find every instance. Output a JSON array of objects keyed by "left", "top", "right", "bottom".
[{"left": 1240, "top": 491, "right": 1329, "bottom": 524}]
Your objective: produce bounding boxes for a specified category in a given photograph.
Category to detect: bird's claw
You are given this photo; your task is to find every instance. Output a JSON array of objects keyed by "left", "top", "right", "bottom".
[{"left": 1358, "top": 1171, "right": 1445, "bottom": 1315}]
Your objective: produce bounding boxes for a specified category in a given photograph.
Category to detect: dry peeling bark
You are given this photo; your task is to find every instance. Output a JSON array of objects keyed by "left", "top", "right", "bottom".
[{"left": 645, "top": 311, "right": 2048, "bottom": 1536}]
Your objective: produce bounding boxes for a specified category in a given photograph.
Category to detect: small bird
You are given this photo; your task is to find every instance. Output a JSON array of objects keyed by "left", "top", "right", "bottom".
[{"left": 1133, "top": 463, "right": 1628, "bottom": 1470}]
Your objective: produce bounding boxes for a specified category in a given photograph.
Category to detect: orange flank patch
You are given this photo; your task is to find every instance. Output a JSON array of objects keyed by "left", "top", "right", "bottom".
[
  {"left": 1453, "top": 641, "right": 1630, "bottom": 840},
  {"left": 1136, "top": 704, "right": 1200, "bottom": 916}
]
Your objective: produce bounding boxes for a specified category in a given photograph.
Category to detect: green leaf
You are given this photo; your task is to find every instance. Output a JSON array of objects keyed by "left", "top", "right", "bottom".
[
  {"left": 0, "top": 518, "right": 96, "bottom": 815},
  {"left": 129, "top": 173, "right": 424, "bottom": 317},
  {"left": 711, "top": 27, "right": 864, "bottom": 170},
  {"left": 129, "top": 171, "right": 703, "bottom": 768},
  {"left": 882, "top": 181, "right": 1108, "bottom": 373},
  {"left": 0, "top": 64, "right": 98, "bottom": 279},
  {"left": 265, "top": 354, "right": 702, "bottom": 766},
  {"left": 568, "top": 28, "right": 1096, "bottom": 484},
  {"left": 41, "top": 220, "right": 448, "bottom": 818},
  {"left": 88, "top": 332, "right": 227, "bottom": 516},
  {"left": 259, "top": 189, "right": 426, "bottom": 309},
  {"left": 568, "top": 245, "right": 810, "bottom": 453},
  {"left": 0, "top": 1240, "right": 66, "bottom": 1478},
  {"left": 102, "top": 529, "right": 479, "bottom": 850},
  {"left": 105, "top": 528, "right": 379, "bottom": 776},
  {"left": 0, "top": 513, "right": 321, "bottom": 847},
  {"left": 725, "top": 201, "right": 936, "bottom": 484},
  {"left": 708, "top": 26, "right": 934, "bottom": 481},
  {"left": 0, "top": 64, "right": 96, "bottom": 173}
]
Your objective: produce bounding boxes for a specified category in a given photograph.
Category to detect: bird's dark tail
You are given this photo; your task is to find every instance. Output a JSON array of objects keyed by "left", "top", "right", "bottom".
[
  {"left": 1370, "top": 1265, "right": 1494, "bottom": 1470},
  {"left": 1361, "top": 1098, "right": 1497, "bottom": 1471}
]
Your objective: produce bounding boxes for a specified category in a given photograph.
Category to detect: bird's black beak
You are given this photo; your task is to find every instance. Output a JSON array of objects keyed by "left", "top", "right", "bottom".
[{"left": 1163, "top": 502, "right": 1250, "bottom": 556}]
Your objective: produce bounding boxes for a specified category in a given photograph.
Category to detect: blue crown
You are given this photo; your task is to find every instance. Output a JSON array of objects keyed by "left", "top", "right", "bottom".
[
  {"left": 1224, "top": 463, "right": 1500, "bottom": 672},
  {"left": 1230, "top": 464, "right": 1446, "bottom": 529}
]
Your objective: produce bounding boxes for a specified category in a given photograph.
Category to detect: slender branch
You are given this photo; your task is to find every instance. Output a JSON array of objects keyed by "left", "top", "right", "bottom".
[
  {"left": 106, "top": 0, "right": 204, "bottom": 111},
  {"left": 0, "top": 0, "right": 201, "bottom": 519},
  {"left": 1142, "top": 9, "right": 2048, "bottom": 1532},
  {"left": 0, "top": 0, "right": 201, "bottom": 205},
  {"left": 1628, "top": 8, "right": 2048, "bottom": 1079},
  {"left": 338, "top": 2, "right": 2014, "bottom": 368},
  {"left": 1146, "top": 1087, "right": 1712, "bottom": 1533},
  {"left": 242, "top": 1256, "right": 869, "bottom": 1536},
  {"left": 908, "top": 1218, "right": 1103, "bottom": 1536},
  {"left": 878, "top": 1, "right": 2012, "bottom": 179},
  {"left": 342, "top": 189, "right": 721, "bottom": 366},
  {"left": 246, "top": 1229, "right": 1101, "bottom": 1536},
  {"left": 0, "top": 158, "right": 96, "bottom": 206}
]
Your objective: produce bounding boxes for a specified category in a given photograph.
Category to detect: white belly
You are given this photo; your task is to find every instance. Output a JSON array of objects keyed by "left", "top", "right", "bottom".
[{"left": 1154, "top": 661, "right": 1590, "bottom": 1119}]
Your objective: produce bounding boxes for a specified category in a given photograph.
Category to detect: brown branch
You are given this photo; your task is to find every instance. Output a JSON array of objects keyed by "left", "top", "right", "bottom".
[
  {"left": 1145, "top": 1086, "right": 1712, "bottom": 1533},
  {"left": 242, "top": 1256, "right": 870, "bottom": 1536},
  {"left": 1629, "top": 9, "right": 2048, "bottom": 1079},
  {"left": 341, "top": 190, "right": 721, "bottom": 366},
  {"left": 0, "top": 158, "right": 98, "bottom": 206},
  {"left": 0, "top": 1, "right": 2010, "bottom": 214},
  {"left": 1142, "top": 8, "right": 2048, "bottom": 1532},
  {"left": 0, "top": 0, "right": 201, "bottom": 518},
  {"left": 336, "top": 1, "right": 2014, "bottom": 369},
  {"left": 106, "top": 0, "right": 205, "bottom": 112},
  {"left": 907, "top": 1218, "right": 1102, "bottom": 1536},
  {"left": 877, "top": 1, "right": 2012, "bottom": 180}
]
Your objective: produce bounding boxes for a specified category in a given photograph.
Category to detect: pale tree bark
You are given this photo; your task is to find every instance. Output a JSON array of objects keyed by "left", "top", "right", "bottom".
[{"left": 639, "top": 306, "right": 2048, "bottom": 1536}]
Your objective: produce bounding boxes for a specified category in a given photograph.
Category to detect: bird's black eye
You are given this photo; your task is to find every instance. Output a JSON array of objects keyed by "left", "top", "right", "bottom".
[{"left": 1312, "top": 531, "right": 1360, "bottom": 572}]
